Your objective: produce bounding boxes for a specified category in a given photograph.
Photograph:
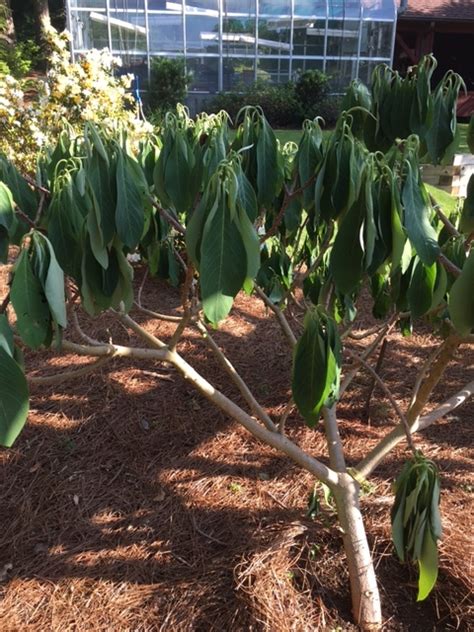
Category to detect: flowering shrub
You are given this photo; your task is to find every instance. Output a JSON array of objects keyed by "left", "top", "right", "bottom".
[{"left": 0, "top": 27, "right": 151, "bottom": 173}]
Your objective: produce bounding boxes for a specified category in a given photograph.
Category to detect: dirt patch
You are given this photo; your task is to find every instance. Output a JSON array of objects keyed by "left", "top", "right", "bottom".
[{"left": 0, "top": 268, "right": 472, "bottom": 631}]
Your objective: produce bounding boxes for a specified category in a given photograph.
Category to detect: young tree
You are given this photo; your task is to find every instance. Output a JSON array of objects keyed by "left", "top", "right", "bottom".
[{"left": 0, "top": 57, "right": 472, "bottom": 630}]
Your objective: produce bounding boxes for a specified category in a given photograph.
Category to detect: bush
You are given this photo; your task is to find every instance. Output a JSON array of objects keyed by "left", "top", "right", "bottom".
[
  {"left": 206, "top": 71, "right": 334, "bottom": 128},
  {"left": 207, "top": 81, "right": 301, "bottom": 127},
  {"left": 148, "top": 57, "right": 190, "bottom": 115},
  {"left": 294, "top": 69, "right": 330, "bottom": 120}
]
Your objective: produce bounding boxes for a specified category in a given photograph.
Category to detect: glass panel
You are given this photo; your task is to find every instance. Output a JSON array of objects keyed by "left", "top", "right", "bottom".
[
  {"left": 259, "top": 0, "right": 291, "bottom": 16},
  {"left": 186, "top": 14, "right": 219, "bottom": 53},
  {"left": 258, "top": 18, "right": 291, "bottom": 55},
  {"left": 292, "top": 19, "right": 325, "bottom": 56},
  {"left": 291, "top": 57, "right": 324, "bottom": 80},
  {"left": 358, "top": 59, "right": 380, "bottom": 85},
  {"left": 223, "top": 58, "right": 254, "bottom": 90},
  {"left": 70, "top": 11, "right": 109, "bottom": 49},
  {"left": 184, "top": 0, "right": 218, "bottom": 12},
  {"left": 148, "top": 12, "right": 183, "bottom": 52},
  {"left": 187, "top": 56, "right": 219, "bottom": 92},
  {"left": 257, "top": 58, "right": 290, "bottom": 83},
  {"left": 222, "top": 17, "right": 256, "bottom": 55},
  {"left": 108, "top": 0, "right": 145, "bottom": 10},
  {"left": 327, "top": 0, "right": 361, "bottom": 19},
  {"left": 360, "top": 21, "right": 393, "bottom": 58},
  {"left": 294, "top": 0, "right": 326, "bottom": 17},
  {"left": 121, "top": 57, "right": 148, "bottom": 84},
  {"left": 327, "top": 19, "right": 359, "bottom": 57},
  {"left": 362, "top": 0, "right": 396, "bottom": 20},
  {"left": 326, "top": 58, "right": 356, "bottom": 90},
  {"left": 222, "top": 0, "right": 256, "bottom": 17},
  {"left": 70, "top": 0, "right": 106, "bottom": 8},
  {"left": 109, "top": 11, "right": 147, "bottom": 52}
]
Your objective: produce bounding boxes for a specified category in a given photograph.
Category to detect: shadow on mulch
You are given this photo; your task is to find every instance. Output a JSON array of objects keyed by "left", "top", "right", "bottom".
[{"left": 0, "top": 270, "right": 472, "bottom": 631}]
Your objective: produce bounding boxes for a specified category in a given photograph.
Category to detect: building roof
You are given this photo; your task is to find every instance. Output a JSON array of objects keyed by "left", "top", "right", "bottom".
[{"left": 399, "top": 0, "right": 474, "bottom": 21}]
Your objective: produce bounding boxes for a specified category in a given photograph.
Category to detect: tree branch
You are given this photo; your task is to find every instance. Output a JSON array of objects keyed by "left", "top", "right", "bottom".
[
  {"left": 346, "top": 349, "right": 417, "bottom": 456},
  {"left": 195, "top": 320, "right": 277, "bottom": 433},
  {"left": 322, "top": 405, "right": 347, "bottom": 472},
  {"left": 149, "top": 198, "right": 186, "bottom": 235},
  {"left": 133, "top": 302, "right": 183, "bottom": 323},
  {"left": 28, "top": 356, "right": 113, "bottom": 385},
  {"left": 254, "top": 286, "right": 297, "bottom": 348},
  {"left": 438, "top": 252, "right": 462, "bottom": 278},
  {"left": 429, "top": 194, "right": 460, "bottom": 238},
  {"left": 356, "top": 380, "right": 474, "bottom": 478}
]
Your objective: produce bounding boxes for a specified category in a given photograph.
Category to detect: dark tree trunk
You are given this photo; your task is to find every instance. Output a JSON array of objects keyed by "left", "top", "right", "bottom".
[{"left": 34, "top": 0, "right": 50, "bottom": 43}]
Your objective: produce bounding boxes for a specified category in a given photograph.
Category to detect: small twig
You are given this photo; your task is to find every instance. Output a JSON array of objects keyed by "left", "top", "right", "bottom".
[
  {"left": 137, "top": 268, "right": 149, "bottom": 308},
  {"left": 133, "top": 302, "right": 183, "bottom": 323},
  {"left": 34, "top": 191, "right": 47, "bottom": 225},
  {"left": 66, "top": 286, "right": 104, "bottom": 346},
  {"left": 14, "top": 205, "right": 36, "bottom": 229},
  {"left": 149, "top": 198, "right": 186, "bottom": 235},
  {"left": 429, "top": 194, "right": 461, "bottom": 238},
  {"left": 169, "top": 263, "right": 195, "bottom": 351},
  {"left": 22, "top": 173, "right": 50, "bottom": 196},
  {"left": 278, "top": 399, "right": 294, "bottom": 435},
  {"left": 28, "top": 356, "right": 113, "bottom": 385},
  {"left": 362, "top": 339, "right": 388, "bottom": 424},
  {"left": 254, "top": 286, "right": 297, "bottom": 348},
  {"left": 191, "top": 515, "right": 226, "bottom": 546},
  {"left": 346, "top": 349, "right": 417, "bottom": 455}
]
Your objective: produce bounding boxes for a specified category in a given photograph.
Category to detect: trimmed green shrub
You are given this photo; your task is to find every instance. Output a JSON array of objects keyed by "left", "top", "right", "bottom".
[{"left": 148, "top": 58, "right": 190, "bottom": 115}]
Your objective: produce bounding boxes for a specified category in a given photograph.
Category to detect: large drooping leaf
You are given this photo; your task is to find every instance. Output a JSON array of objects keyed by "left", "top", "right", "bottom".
[
  {"left": 329, "top": 191, "right": 365, "bottom": 295},
  {"left": 86, "top": 150, "right": 117, "bottom": 246},
  {"left": 449, "top": 249, "right": 474, "bottom": 335},
  {"left": 256, "top": 117, "right": 280, "bottom": 208},
  {"left": 199, "top": 192, "right": 247, "bottom": 324},
  {"left": 0, "top": 347, "right": 29, "bottom": 447},
  {"left": 292, "top": 310, "right": 341, "bottom": 426},
  {"left": 115, "top": 151, "right": 145, "bottom": 249},
  {"left": 408, "top": 258, "right": 436, "bottom": 319},
  {"left": 10, "top": 249, "right": 51, "bottom": 349},
  {"left": 460, "top": 174, "right": 474, "bottom": 235},
  {"left": 417, "top": 530, "right": 439, "bottom": 601},
  {"left": 38, "top": 234, "right": 67, "bottom": 328},
  {"left": 0, "top": 181, "right": 16, "bottom": 235},
  {"left": 0, "top": 313, "right": 14, "bottom": 356},
  {"left": 402, "top": 161, "right": 440, "bottom": 266}
]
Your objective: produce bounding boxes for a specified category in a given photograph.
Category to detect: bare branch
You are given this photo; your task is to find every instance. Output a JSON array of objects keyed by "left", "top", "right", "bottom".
[
  {"left": 133, "top": 302, "right": 183, "bottom": 323},
  {"left": 22, "top": 173, "right": 50, "bottom": 196},
  {"left": 438, "top": 252, "right": 462, "bottom": 278},
  {"left": 346, "top": 349, "right": 417, "bottom": 456},
  {"left": 195, "top": 320, "right": 277, "bottom": 433},
  {"left": 114, "top": 312, "right": 168, "bottom": 349},
  {"left": 429, "top": 193, "right": 461, "bottom": 238},
  {"left": 149, "top": 198, "right": 186, "bottom": 235},
  {"left": 357, "top": 380, "right": 474, "bottom": 478},
  {"left": 254, "top": 285, "right": 297, "bottom": 348},
  {"left": 28, "top": 356, "right": 113, "bottom": 385}
]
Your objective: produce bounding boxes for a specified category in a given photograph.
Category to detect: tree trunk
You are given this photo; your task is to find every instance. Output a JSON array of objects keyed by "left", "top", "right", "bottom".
[
  {"left": 0, "top": 0, "right": 15, "bottom": 45},
  {"left": 333, "top": 473, "right": 382, "bottom": 631},
  {"left": 34, "top": 0, "right": 50, "bottom": 43}
]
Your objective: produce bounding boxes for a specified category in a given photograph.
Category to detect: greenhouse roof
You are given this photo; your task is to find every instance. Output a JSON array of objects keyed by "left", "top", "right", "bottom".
[{"left": 400, "top": 0, "right": 474, "bottom": 21}]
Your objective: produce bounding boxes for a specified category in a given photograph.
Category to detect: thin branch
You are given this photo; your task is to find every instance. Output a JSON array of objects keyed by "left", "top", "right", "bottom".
[
  {"left": 133, "top": 302, "right": 183, "bottom": 323},
  {"left": 169, "top": 263, "right": 195, "bottom": 351},
  {"left": 34, "top": 191, "right": 47, "bottom": 225},
  {"left": 195, "top": 320, "right": 277, "bottom": 432},
  {"left": 289, "top": 222, "right": 334, "bottom": 294},
  {"left": 259, "top": 178, "right": 297, "bottom": 243},
  {"left": 340, "top": 316, "right": 398, "bottom": 396},
  {"left": 254, "top": 285, "right": 297, "bottom": 348},
  {"left": 429, "top": 194, "right": 461, "bottom": 238},
  {"left": 137, "top": 268, "right": 149, "bottom": 308},
  {"left": 149, "top": 198, "right": 186, "bottom": 235},
  {"left": 22, "top": 174, "right": 50, "bottom": 196},
  {"left": 28, "top": 356, "right": 113, "bottom": 385},
  {"left": 346, "top": 349, "right": 417, "bottom": 455},
  {"left": 362, "top": 338, "right": 388, "bottom": 424},
  {"left": 438, "top": 252, "right": 462, "bottom": 278},
  {"left": 14, "top": 205, "right": 36, "bottom": 229},
  {"left": 357, "top": 380, "right": 474, "bottom": 478},
  {"left": 61, "top": 338, "right": 169, "bottom": 361},
  {"left": 278, "top": 399, "right": 294, "bottom": 435}
]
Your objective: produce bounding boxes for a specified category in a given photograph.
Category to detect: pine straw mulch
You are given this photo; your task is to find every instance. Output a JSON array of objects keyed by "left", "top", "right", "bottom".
[{"left": 0, "top": 267, "right": 473, "bottom": 632}]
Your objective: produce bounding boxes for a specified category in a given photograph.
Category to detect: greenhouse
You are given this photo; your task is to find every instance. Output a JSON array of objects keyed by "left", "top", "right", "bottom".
[{"left": 66, "top": 0, "right": 398, "bottom": 107}]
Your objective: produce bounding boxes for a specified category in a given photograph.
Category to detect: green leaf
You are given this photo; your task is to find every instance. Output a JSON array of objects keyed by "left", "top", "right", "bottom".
[
  {"left": 40, "top": 234, "right": 67, "bottom": 328},
  {"left": 449, "top": 249, "right": 474, "bottom": 336},
  {"left": 330, "top": 196, "right": 365, "bottom": 295},
  {"left": 256, "top": 118, "right": 280, "bottom": 208},
  {"left": 460, "top": 174, "right": 474, "bottom": 235},
  {"left": 0, "top": 347, "right": 29, "bottom": 447},
  {"left": 0, "top": 181, "right": 16, "bottom": 235},
  {"left": 10, "top": 249, "right": 51, "bottom": 349},
  {"left": 115, "top": 151, "right": 145, "bottom": 249},
  {"left": 402, "top": 162, "right": 440, "bottom": 266},
  {"left": 467, "top": 115, "right": 474, "bottom": 155},
  {"left": 236, "top": 206, "right": 260, "bottom": 283},
  {"left": 417, "top": 529, "right": 438, "bottom": 601},
  {"left": 0, "top": 313, "right": 14, "bottom": 356},
  {"left": 408, "top": 259, "right": 436, "bottom": 319},
  {"left": 47, "top": 184, "right": 84, "bottom": 282},
  {"left": 200, "top": 190, "right": 247, "bottom": 324}
]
